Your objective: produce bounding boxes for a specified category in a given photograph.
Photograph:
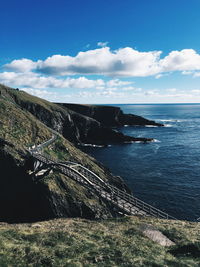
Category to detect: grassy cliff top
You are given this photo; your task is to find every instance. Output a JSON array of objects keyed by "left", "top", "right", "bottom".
[
  {"left": 0, "top": 84, "right": 65, "bottom": 112},
  {"left": 0, "top": 216, "right": 199, "bottom": 266}
]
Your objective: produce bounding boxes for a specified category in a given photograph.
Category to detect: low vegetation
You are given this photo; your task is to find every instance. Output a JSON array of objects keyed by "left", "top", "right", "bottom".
[
  {"left": 0, "top": 216, "right": 199, "bottom": 266},
  {"left": 0, "top": 89, "right": 52, "bottom": 161}
]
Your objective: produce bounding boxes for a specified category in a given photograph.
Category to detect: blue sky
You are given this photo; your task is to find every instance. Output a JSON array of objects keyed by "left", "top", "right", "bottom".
[{"left": 1, "top": 0, "right": 200, "bottom": 103}]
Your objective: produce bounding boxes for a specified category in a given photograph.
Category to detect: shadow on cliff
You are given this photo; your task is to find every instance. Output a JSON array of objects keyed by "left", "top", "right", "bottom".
[{"left": 0, "top": 151, "right": 54, "bottom": 223}]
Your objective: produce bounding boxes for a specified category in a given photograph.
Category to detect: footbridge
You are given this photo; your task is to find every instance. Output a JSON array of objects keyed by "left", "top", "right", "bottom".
[{"left": 29, "top": 133, "right": 176, "bottom": 220}]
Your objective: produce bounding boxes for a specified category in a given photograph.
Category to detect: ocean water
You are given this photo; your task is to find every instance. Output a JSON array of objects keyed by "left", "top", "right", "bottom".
[{"left": 80, "top": 104, "right": 200, "bottom": 221}]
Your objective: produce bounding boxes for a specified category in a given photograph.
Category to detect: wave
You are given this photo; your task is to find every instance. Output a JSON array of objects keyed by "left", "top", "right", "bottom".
[
  {"left": 124, "top": 141, "right": 143, "bottom": 144},
  {"left": 145, "top": 125, "right": 159, "bottom": 128},
  {"left": 78, "top": 143, "right": 105, "bottom": 148},
  {"left": 153, "top": 139, "right": 161, "bottom": 143},
  {"left": 159, "top": 119, "right": 183, "bottom": 123},
  {"left": 124, "top": 139, "right": 154, "bottom": 144},
  {"left": 153, "top": 144, "right": 161, "bottom": 154},
  {"left": 159, "top": 119, "right": 175, "bottom": 122},
  {"left": 124, "top": 125, "right": 160, "bottom": 128}
]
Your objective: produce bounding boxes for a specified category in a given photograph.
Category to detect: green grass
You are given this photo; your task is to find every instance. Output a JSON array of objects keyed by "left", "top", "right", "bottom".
[
  {"left": 0, "top": 97, "right": 52, "bottom": 150},
  {"left": 0, "top": 217, "right": 199, "bottom": 266},
  {"left": 0, "top": 84, "right": 65, "bottom": 113},
  {"left": 43, "top": 136, "right": 71, "bottom": 161}
]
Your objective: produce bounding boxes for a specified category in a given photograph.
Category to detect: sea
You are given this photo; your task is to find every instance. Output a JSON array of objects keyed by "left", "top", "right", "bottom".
[{"left": 80, "top": 104, "right": 200, "bottom": 221}]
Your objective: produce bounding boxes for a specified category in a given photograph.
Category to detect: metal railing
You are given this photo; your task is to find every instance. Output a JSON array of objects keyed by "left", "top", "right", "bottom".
[
  {"left": 30, "top": 149, "right": 176, "bottom": 220},
  {"left": 63, "top": 160, "right": 176, "bottom": 219},
  {"left": 29, "top": 132, "right": 176, "bottom": 220}
]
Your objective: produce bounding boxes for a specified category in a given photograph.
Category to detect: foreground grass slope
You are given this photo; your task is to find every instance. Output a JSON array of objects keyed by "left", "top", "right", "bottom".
[{"left": 0, "top": 216, "right": 199, "bottom": 266}]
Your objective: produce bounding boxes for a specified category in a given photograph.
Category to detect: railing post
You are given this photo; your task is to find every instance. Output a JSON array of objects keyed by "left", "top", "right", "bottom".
[{"left": 129, "top": 206, "right": 132, "bottom": 214}]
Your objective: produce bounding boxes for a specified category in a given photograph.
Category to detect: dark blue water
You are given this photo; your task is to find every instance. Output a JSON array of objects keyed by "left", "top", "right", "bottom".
[{"left": 81, "top": 104, "right": 200, "bottom": 221}]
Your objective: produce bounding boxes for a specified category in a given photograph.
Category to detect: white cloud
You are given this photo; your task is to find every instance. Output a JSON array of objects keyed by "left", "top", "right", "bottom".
[
  {"left": 4, "top": 47, "right": 200, "bottom": 78},
  {"left": 193, "top": 72, "right": 200, "bottom": 77},
  {"left": 191, "top": 89, "right": 200, "bottom": 94},
  {"left": 3, "top": 47, "right": 161, "bottom": 77},
  {"left": 122, "top": 86, "right": 141, "bottom": 91},
  {"left": 4, "top": 58, "right": 38, "bottom": 72},
  {"left": 159, "top": 49, "right": 200, "bottom": 72},
  {"left": 18, "top": 85, "right": 200, "bottom": 104},
  {"left": 38, "top": 47, "right": 161, "bottom": 77},
  {"left": 73, "top": 89, "right": 125, "bottom": 99},
  {"left": 97, "top": 41, "right": 109, "bottom": 47},
  {"left": 167, "top": 88, "right": 177, "bottom": 92},
  {"left": 22, "top": 88, "right": 58, "bottom": 100},
  {"left": 182, "top": 70, "right": 193, "bottom": 75},
  {"left": 3, "top": 46, "right": 200, "bottom": 103},
  {"left": 155, "top": 74, "right": 163, "bottom": 79},
  {"left": 155, "top": 73, "right": 169, "bottom": 79},
  {"left": 144, "top": 90, "right": 159, "bottom": 96},
  {"left": 106, "top": 79, "right": 132, "bottom": 87},
  {"left": 0, "top": 71, "right": 106, "bottom": 89}
]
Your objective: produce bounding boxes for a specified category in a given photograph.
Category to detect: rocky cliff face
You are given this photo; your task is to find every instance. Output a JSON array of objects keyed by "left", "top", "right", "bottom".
[{"left": 58, "top": 103, "right": 163, "bottom": 127}]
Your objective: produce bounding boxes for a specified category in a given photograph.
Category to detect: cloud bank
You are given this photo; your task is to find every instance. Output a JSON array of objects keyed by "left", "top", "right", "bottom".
[
  {"left": 4, "top": 47, "right": 200, "bottom": 78},
  {"left": 0, "top": 71, "right": 132, "bottom": 90},
  {"left": 2, "top": 46, "right": 200, "bottom": 103}
]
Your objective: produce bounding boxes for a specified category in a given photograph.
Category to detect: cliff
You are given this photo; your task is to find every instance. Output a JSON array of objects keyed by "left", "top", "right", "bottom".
[
  {"left": 0, "top": 85, "right": 157, "bottom": 146},
  {"left": 0, "top": 84, "right": 130, "bottom": 222},
  {"left": 58, "top": 103, "right": 164, "bottom": 127}
]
